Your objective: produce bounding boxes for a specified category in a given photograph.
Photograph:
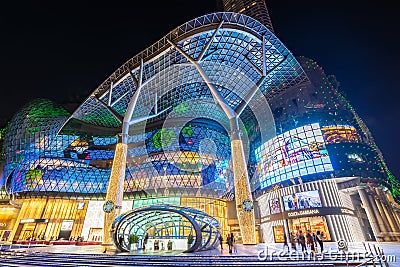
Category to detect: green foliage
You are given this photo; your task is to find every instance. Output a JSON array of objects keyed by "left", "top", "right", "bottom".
[
  {"left": 388, "top": 172, "right": 400, "bottom": 203},
  {"left": 128, "top": 234, "right": 139, "bottom": 244},
  {"left": 173, "top": 104, "right": 187, "bottom": 114},
  {"left": 25, "top": 168, "right": 43, "bottom": 181},
  {"left": 187, "top": 233, "right": 194, "bottom": 245},
  {"left": 153, "top": 129, "right": 176, "bottom": 149},
  {"left": 181, "top": 125, "right": 194, "bottom": 137},
  {"left": 27, "top": 99, "right": 70, "bottom": 122}
]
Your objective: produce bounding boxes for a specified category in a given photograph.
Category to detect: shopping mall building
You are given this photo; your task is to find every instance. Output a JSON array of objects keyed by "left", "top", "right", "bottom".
[{"left": 1, "top": 1, "right": 400, "bottom": 246}]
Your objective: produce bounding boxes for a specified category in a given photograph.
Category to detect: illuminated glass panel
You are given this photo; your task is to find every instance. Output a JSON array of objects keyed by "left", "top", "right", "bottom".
[
  {"left": 255, "top": 123, "right": 333, "bottom": 189},
  {"left": 321, "top": 125, "right": 362, "bottom": 144},
  {"left": 133, "top": 197, "right": 181, "bottom": 209}
]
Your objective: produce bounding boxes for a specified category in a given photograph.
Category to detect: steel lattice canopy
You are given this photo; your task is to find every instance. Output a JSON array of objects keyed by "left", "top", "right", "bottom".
[
  {"left": 111, "top": 204, "right": 220, "bottom": 252},
  {"left": 61, "top": 12, "right": 308, "bottom": 138}
]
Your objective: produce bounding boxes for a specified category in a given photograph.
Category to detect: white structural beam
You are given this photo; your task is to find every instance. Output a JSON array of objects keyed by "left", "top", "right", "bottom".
[
  {"left": 196, "top": 21, "right": 224, "bottom": 62},
  {"left": 166, "top": 38, "right": 235, "bottom": 120},
  {"left": 102, "top": 59, "right": 144, "bottom": 249},
  {"left": 108, "top": 81, "right": 113, "bottom": 106},
  {"left": 121, "top": 60, "right": 144, "bottom": 144},
  {"left": 235, "top": 55, "right": 287, "bottom": 117}
]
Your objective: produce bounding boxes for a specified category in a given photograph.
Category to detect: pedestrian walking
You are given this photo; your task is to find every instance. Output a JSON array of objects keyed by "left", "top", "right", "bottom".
[
  {"left": 316, "top": 230, "right": 324, "bottom": 253},
  {"left": 230, "top": 233, "right": 237, "bottom": 253},
  {"left": 298, "top": 230, "right": 306, "bottom": 252},
  {"left": 283, "top": 233, "right": 289, "bottom": 252},
  {"left": 306, "top": 230, "right": 315, "bottom": 253},
  {"left": 219, "top": 235, "right": 223, "bottom": 250},
  {"left": 227, "top": 233, "right": 233, "bottom": 253},
  {"left": 289, "top": 232, "right": 296, "bottom": 251}
]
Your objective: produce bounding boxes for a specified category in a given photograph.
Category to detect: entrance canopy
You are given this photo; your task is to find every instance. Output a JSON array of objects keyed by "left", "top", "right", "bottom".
[{"left": 111, "top": 204, "right": 220, "bottom": 252}]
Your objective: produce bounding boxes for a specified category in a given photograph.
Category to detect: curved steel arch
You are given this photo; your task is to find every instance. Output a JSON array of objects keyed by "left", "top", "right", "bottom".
[{"left": 111, "top": 205, "right": 220, "bottom": 252}]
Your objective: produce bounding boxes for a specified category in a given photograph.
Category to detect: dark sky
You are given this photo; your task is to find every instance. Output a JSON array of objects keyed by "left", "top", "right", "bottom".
[{"left": 1, "top": 1, "right": 399, "bottom": 178}]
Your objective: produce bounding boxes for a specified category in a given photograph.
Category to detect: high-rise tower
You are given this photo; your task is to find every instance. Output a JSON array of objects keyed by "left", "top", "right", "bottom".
[{"left": 219, "top": 0, "right": 274, "bottom": 32}]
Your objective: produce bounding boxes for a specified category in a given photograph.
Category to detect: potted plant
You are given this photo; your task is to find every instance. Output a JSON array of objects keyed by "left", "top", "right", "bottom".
[
  {"left": 128, "top": 234, "right": 139, "bottom": 251},
  {"left": 187, "top": 234, "right": 194, "bottom": 249},
  {"left": 167, "top": 240, "right": 173, "bottom": 250}
]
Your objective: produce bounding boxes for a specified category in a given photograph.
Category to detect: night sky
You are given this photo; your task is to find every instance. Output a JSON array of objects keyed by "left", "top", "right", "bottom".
[{"left": 1, "top": 1, "right": 399, "bottom": 178}]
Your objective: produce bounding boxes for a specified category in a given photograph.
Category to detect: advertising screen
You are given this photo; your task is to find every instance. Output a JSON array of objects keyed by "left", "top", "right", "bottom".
[
  {"left": 269, "top": 198, "right": 281, "bottom": 214},
  {"left": 255, "top": 123, "right": 333, "bottom": 189},
  {"left": 282, "top": 190, "right": 322, "bottom": 211}
]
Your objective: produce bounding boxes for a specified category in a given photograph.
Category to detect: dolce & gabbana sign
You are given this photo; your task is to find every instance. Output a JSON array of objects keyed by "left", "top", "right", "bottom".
[
  {"left": 288, "top": 209, "right": 320, "bottom": 217},
  {"left": 261, "top": 207, "right": 357, "bottom": 222}
]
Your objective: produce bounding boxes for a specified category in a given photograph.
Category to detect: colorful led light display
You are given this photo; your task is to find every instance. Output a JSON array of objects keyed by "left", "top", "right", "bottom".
[{"left": 255, "top": 123, "right": 333, "bottom": 189}]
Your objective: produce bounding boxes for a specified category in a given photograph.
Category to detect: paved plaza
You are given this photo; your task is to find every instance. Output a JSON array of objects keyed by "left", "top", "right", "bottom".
[{"left": 1, "top": 241, "right": 399, "bottom": 266}]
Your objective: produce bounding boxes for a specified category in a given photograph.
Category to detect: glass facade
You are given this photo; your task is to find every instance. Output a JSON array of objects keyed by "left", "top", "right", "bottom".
[{"left": 0, "top": 7, "right": 399, "bottom": 244}]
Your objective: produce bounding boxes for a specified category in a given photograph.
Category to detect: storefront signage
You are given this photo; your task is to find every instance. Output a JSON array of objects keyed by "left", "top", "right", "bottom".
[
  {"left": 20, "top": 219, "right": 35, "bottom": 224},
  {"left": 341, "top": 208, "right": 355, "bottom": 215},
  {"left": 20, "top": 219, "right": 49, "bottom": 224},
  {"left": 77, "top": 202, "right": 85, "bottom": 210},
  {"left": 262, "top": 207, "right": 356, "bottom": 222},
  {"left": 61, "top": 220, "right": 74, "bottom": 231},
  {"left": 288, "top": 209, "right": 320, "bottom": 217},
  {"left": 0, "top": 222, "right": 7, "bottom": 228}
]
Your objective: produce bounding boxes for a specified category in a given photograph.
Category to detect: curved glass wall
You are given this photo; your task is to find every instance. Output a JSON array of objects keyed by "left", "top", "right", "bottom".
[
  {"left": 125, "top": 118, "right": 234, "bottom": 199},
  {"left": 3, "top": 12, "right": 308, "bottom": 199},
  {"left": 111, "top": 205, "right": 220, "bottom": 252}
]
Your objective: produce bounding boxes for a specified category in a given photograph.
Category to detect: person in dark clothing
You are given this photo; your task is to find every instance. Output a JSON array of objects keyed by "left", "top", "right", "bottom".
[
  {"left": 289, "top": 232, "right": 296, "bottom": 251},
  {"left": 219, "top": 235, "right": 223, "bottom": 250},
  {"left": 230, "top": 233, "right": 237, "bottom": 253},
  {"left": 316, "top": 230, "right": 324, "bottom": 253},
  {"left": 227, "top": 234, "right": 232, "bottom": 253},
  {"left": 283, "top": 233, "right": 289, "bottom": 252},
  {"left": 313, "top": 232, "right": 318, "bottom": 249},
  {"left": 298, "top": 230, "right": 306, "bottom": 252},
  {"left": 143, "top": 233, "right": 149, "bottom": 250},
  {"left": 306, "top": 230, "right": 315, "bottom": 253}
]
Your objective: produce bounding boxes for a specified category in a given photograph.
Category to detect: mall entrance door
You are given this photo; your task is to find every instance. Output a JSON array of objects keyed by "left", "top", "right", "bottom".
[{"left": 288, "top": 216, "right": 331, "bottom": 241}]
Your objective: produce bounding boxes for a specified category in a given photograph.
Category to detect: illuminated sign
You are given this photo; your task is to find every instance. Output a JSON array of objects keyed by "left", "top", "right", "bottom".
[
  {"left": 20, "top": 219, "right": 35, "bottom": 224},
  {"left": 20, "top": 219, "right": 49, "bottom": 224},
  {"left": 77, "top": 202, "right": 85, "bottom": 210},
  {"left": 60, "top": 220, "right": 74, "bottom": 231},
  {"left": 288, "top": 209, "right": 320, "bottom": 217},
  {"left": 255, "top": 123, "right": 333, "bottom": 189},
  {"left": 262, "top": 207, "right": 357, "bottom": 222},
  {"left": 341, "top": 208, "right": 355, "bottom": 215},
  {"left": 269, "top": 198, "right": 281, "bottom": 214},
  {"left": 282, "top": 190, "right": 322, "bottom": 211}
]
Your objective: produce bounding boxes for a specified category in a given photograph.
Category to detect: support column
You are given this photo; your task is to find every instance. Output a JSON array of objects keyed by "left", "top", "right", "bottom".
[
  {"left": 358, "top": 188, "right": 381, "bottom": 241},
  {"left": 102, "top": 141, "right": 127, "bottom": 247},
  {"left": 374, "top": 197, "right": 394, "bottom": 232},
  {"left": 102, "top": 60, "right": 144, "bottom": 249},
  {"left": 376, "top": 188, "right": 400, "bottom": 232},
  {"left": 368, "top": 194, "right": 387, "bottom": 234},
  {"left": 230, "top": 118, "right": 256, "bottom": 245}
]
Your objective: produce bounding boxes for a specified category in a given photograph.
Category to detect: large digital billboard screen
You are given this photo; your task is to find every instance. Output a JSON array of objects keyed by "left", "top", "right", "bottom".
[
  {"left": 282, "top": 190, "right": 322, "bottom": 211},
  {"left": 255, "top": 123, "right": 333, "bottom": 189}
]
